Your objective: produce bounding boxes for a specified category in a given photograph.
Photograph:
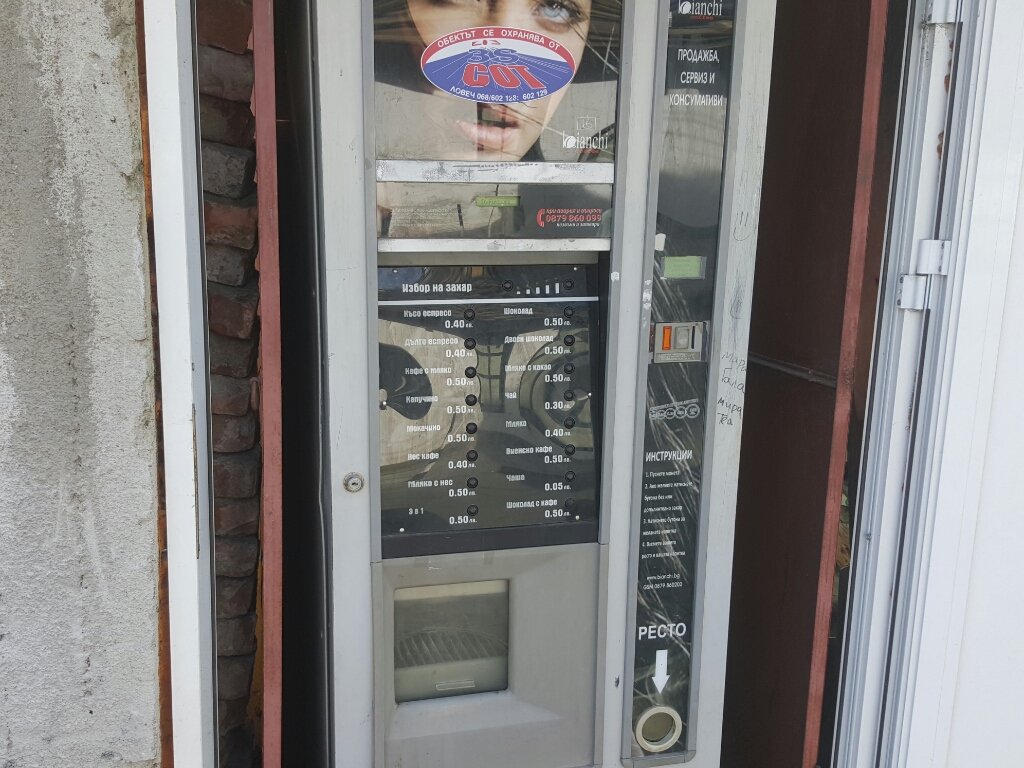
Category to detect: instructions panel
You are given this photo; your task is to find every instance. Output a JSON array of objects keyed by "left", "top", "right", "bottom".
[{"left": 628, "top": 0, "right": 737, "bottom": 759}]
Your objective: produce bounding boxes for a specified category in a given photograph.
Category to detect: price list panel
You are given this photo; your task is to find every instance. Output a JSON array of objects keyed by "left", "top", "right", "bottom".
[{"left": 377, "top": 264, "right": 602, "bottom": 558}]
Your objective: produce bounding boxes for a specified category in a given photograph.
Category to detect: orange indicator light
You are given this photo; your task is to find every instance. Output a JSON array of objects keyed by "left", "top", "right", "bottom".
[{"left": 661, "top": 326, "right": 673, "bottom": 351}]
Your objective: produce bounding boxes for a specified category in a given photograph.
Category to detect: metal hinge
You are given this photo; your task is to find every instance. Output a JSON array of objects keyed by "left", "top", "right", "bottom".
[
  {"left": 897, "top": 275, "right": 928, "bottom": 311},
  {"left": 915, "top": 239, "right": 951, "bottom": 275},
  {"left": 898, "top": 240, "right": 951, "bottom": 311}
]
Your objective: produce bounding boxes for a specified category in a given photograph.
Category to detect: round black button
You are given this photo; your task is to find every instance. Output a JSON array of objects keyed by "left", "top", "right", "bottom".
[
  {"left": 467, "top": 450, "right": 478, "bottom": 461},
  {"left": 467, "top": 477, "right": 478, "bottom": 488},
  {"left": 467, "top": 505, "right": 479, "bottom": 516},
  {"left": 564, "top": 306, "right": 575, "bottom": 318},
  {"left": 565, "top": 444, "right": 576, "bottom": 456},
  {"left": 564, "top": 390, "right": 575, "bottom": 401},
  {"left": 563, "top": 417, "right": 576, "bottom": 428},
  {"left": 466, "top": 423, "right": 478, "bottom": 434},
  {"left": 564, "top": 335, "right": 576, "bottom": 346},
  {"left": 563, "top": 279, "right": 574, "bottom": 290},
  {"left": 464, "top": 308, "right": 476, "bottom": 321},
  {"left": 502, "top": 280, "right": 514, "bottom": 291},
  {"left": 465, "top": 338, "right": 476, "bottom": 349},
  {"left": 465, "top": 394, "right": 477, "bottom": 406},
  {"left": 564, "top": 471, "right": 576, "bottom": 482},
  {"left": 564, "top": 363, "right": 575, "bottom": 374},
  {"left": 565, "top": 498, "right": 577, "bottom": 509},
  {"left": 465, "top": 366, "right": 477, "bottom": 378}
]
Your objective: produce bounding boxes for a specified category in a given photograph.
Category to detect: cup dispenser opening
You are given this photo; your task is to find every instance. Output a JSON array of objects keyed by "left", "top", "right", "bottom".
[{"left": 393, "top": 580, "right": 509, "bottom": 703}]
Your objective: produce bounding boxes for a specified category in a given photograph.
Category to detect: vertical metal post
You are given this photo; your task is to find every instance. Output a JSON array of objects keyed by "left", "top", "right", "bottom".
[{"left": 142, "top": 0, "right": 217, "bottom": 765}]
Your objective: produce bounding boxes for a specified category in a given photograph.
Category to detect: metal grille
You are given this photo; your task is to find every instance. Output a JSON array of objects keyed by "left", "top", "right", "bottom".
[{"left": 394, "top": 628, "right": 508, "bottom": 669}]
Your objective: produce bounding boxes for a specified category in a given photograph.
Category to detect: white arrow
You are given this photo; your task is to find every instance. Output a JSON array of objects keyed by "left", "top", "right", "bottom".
[{"left": 653, "top": 649, "right": 670, "bottom": 693}]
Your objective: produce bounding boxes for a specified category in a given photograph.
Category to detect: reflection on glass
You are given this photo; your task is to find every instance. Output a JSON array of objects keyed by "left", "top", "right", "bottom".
[
  {"left": 394, "top": 581, "right": 509, "bottom": 703},
  {"left": 373, "top": 0, "right": 622, "bottom": 163}
]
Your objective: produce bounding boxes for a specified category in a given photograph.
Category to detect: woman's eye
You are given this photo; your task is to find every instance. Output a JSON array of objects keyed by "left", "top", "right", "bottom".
[{"left": 536, "top": 1, "right": 579, "bottom": 25}]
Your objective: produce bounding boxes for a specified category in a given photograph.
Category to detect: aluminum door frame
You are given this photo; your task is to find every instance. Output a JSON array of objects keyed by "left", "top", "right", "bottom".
[{"left": 833, "top": 0, "right": 1024, "bottom": 766}]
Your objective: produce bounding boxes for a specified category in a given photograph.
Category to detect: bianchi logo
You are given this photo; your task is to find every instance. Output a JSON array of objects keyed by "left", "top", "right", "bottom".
[
  {"left": 678, "top": 1, "right": 723, "bottom": 16},
  {"left": 562, "top": 115, "right": 607, "bottom": 152},
  {"left": 650, "top": 399, "right": 701, "bottom": 420},
  {"left": 562, "top": 133, "right": 609, "bottom": 150}
]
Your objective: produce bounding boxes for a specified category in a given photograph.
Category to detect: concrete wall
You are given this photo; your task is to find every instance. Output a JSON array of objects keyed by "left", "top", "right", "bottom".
[{"left": 0, "top": 1, "right": 161, "bottom": 766}]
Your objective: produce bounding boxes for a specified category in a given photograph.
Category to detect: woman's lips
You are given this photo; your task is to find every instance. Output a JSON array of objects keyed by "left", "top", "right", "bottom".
[{"left": 454, "top": 119, "right": 522, "bottom": 151}]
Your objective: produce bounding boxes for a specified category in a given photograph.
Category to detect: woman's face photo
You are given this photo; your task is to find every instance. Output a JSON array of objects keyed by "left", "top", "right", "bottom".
[{"left": 387, "top": 0, "right": 594, "bottom": 161}]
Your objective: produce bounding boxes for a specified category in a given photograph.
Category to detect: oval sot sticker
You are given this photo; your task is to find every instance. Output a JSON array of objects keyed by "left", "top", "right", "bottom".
[{"left": 421, "top": 27, "right": 577, "bottom": 104}]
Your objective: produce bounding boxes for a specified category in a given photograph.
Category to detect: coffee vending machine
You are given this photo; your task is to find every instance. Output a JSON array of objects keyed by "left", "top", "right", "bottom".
[{"left": 307, "top": 0, "right": 777, "bottom": 765}]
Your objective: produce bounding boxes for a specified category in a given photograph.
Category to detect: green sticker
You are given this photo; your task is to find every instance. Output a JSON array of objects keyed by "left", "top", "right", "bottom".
[
  {"left": 663, "top": 256, "right": 704, "bottom": 279},
  {"left": 475, "top": 196, "right": 521, "bottom": 208}
]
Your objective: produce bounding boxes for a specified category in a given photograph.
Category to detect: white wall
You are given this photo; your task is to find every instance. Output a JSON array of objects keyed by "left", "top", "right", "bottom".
[{"left": 0, "top": 1, "right": 161, "bottom": 765}]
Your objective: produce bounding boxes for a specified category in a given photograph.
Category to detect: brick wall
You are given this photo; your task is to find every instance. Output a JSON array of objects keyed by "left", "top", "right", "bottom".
[{"left": 196, "top": 1, "right": 262, "bottom": 766}]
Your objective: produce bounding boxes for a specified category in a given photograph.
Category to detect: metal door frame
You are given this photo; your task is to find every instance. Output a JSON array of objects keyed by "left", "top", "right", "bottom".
[{"left": 834, "top": 0, "right": 1024, "bottom": 765}]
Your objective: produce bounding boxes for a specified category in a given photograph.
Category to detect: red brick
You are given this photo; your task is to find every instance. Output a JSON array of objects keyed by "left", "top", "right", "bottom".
[
  {"left": 211, "top": 374, "right": 252, "bottom": 416},
  {"left": 216, "top": 536, "right": 259, "bottom": 578},
  {"left": 212, "top": 411, "right": 257, "bottom": 452},
  {"left": 209, "top": 332, "right": 255, "bottom": 378},
  {"left": 208, "top": 279, "right": 259, "bottom": 339},
  {"left": 214, "top": 496, "right": 260, "bottom": 536},
  {"left": 216, "top": 575, "right": 256, "bottom": 618},
  {"left": 197, "top": 45, "right": 254, "bottom": 103},
  {"left": 199, "top": 94, "right": 255, "bottom": 149},
  {"left": 213, "top": 448, "right": 260, "bottom": 498},
  {"left": 217, "top": 654, "right": 255, "bottom": 701},
  {"left": 217, "top": 613, "right": 257, "bottom": 656},
  {"left": 207, "top": 243, "right": 255, "bottom": 287},
  {"left": 202, "top": 140, "right": 256, "bottom": 199},
  {"left": 196, "top": 0, "right": 253, "bottom": 56},
  {"left": 205, "top": 193, "right": 257, "bottom": 250},
  {"left": 218, "top": 697, "right": 248, "bottom": 734}
]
